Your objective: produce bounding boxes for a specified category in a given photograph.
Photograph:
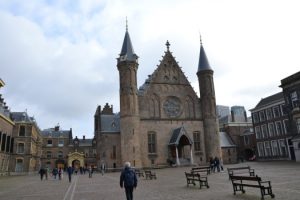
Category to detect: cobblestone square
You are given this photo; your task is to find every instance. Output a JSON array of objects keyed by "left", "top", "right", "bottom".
[{"left": 0, "top": 161, "right": 299, "bottom": 200}]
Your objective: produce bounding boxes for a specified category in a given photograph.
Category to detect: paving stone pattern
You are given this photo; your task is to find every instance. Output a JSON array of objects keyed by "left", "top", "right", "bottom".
[{"left": 0, "top": 161, "right": 299, "bottom": 200}]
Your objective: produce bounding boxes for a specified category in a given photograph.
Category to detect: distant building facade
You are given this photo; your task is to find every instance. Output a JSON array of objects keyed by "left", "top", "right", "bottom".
[
  {"left": 218, "top": 105, "right": 255, "bottom": 162},
  {"left": 280, "top": 71, "right": 300, "bottom": 162},
  {"left": 217, "top": 105, "right": 230, "bottom": 119},
  {"left": 251, "top": 93, "right": 291, "bottom": 160},
  {"left": 0, "top": 79, "right": 14, "bottom": 175},
  {"left": 9, "top": 112, "right": 42, "bottom": 175}
]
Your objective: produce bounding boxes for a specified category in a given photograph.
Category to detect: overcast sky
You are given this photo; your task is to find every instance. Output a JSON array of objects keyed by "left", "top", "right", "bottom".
[{"left": 1, "top": 0, "right": 299, "bottom": 138}]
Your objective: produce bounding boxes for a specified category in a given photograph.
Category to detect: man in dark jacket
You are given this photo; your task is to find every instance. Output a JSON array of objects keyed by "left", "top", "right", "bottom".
[
  {"left": 120, "top": 162, "right": 137, "bottom": 200},
  {"left": 67, "top": 165, "right": 73, "bottom": 182}
]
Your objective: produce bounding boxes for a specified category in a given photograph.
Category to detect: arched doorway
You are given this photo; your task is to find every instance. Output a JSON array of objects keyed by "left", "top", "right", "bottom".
[
  {"left": 72, "top": 160, "right": 80, "bottom": 171},
  {"left": 169, "top": 126, "right": 193, "bottom": 166},
  {"left": 67, "top": 151, "right": 84, "bottom": 170}
]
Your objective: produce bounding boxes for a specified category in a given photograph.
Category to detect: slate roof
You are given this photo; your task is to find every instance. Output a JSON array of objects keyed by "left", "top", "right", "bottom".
[
  {"left": 78, "top": 139, "right": 93, "bottom": 147},
  {"left": 169, "top": 127, "right": 192, "bottom": 145},
  {"left": 219, "top": 132, "right": 236, "bottom": 147},
  {"left": 119, "top": 30, "right": 138, "bottom": 62},
  {"left": 11, "top": 112, "right": 35, "bottom": 123},
  {"left": 101, "top": 113, "right": 120, "bottom": 133},
  {"left": 251, "top": 92, "right": 283, "bottom": 110},
  {"left": 197, "top": 44, "right": 212, "bottom": 72},
  {"left": 41, "top": 128, "right": 70, "bottom": 137}
]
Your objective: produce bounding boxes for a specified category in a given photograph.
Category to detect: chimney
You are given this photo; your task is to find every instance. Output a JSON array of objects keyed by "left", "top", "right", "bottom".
[
  {"left": 54, "top": 126, "right": 59, "bottom": 131},
  {"left": 83, "top": 135, "right": 85, "bottom": 140}
]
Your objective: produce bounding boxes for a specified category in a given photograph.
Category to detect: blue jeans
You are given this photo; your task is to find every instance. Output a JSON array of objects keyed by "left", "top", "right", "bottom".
[{"left": 125, "top": 187, "right": 134, "bottom": 200}]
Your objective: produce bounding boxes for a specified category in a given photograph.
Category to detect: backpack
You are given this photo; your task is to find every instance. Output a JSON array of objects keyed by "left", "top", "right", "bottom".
[{"left": 123, "top": 169, "right": 135, "bottom": 187}]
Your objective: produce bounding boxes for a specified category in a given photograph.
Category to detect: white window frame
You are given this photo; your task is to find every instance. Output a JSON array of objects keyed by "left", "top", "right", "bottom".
[
  {"left": 261, "top": 124, "right": 268, "bottom": 138},
  {"left": 257, "top": 142, "right": 264, "bottom": 157},
  {"left": 268, "top": 123, "right": 275, "bottom": 137},
  {"left": 271, "top": 140, "right": 279, "bottom": 156},
  {"left": 279, "top": 139, "right": 287, "bottom": 156},
  {"left": 291, "top": 91, "right": 298, "bottom": 108},
  {"left": 259, "top": 111, "right": 266, "bottom": 122},
  {"left": 273, "top": 106, "right": 280, "bottom": 118},
  {"left": 264, "top": 141, "right": 271, "bottom": 157},
  {"left": 266, "top": 108, "right": 273, "bottom": 120},
  {"left": 252, "top": 112, "right": 259, "bottom": 123},
  {"left": 275, "top": 121, "right": 283, "bottom": 136},
  {"left": 296, "top": 118, "right": 300, "bottom": 134},
  {"left": 255, "top": 126, "right": 261, "bottom": 139},
  {"left": 283, "top": 119, "right": 289, "bottom": 135}
]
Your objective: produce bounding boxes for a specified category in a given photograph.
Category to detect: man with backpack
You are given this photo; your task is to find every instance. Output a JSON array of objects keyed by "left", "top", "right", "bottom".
[{"left": 120, "top": 162, "right": 137, "bottom": 200}]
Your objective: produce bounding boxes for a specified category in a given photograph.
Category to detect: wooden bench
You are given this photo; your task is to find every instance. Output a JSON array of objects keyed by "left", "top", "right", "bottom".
[
  {"left": 134, "top": 169, "right": 144, "bottom": 177},
  {"left": 145, "top": 170, "right": 156, "bottom": 179},
  {"left": 191, "top": 166, "right": 211, "bottom": 175},
  {"left": 230, "top": 175, "right": 275, "bottom": 200},
  {"left": 185, "top": 172, "right": 209, "bottom": 189},
  {"left": 227, "top": 166, "right": 255, "bottom": 179}
]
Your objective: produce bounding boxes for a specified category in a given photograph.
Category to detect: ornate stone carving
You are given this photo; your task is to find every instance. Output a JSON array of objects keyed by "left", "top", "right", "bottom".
[{"left": 163, "top": 96, "right": 182, "bottom": 118}]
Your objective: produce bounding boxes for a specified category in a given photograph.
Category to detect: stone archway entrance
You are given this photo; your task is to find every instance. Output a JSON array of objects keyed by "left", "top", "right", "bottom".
[
  {"left": 168, "top": 126, "right": 193, "bottom": 166},
  {"left": 68, "top": 151, "right": 85, "bottom": 171}
]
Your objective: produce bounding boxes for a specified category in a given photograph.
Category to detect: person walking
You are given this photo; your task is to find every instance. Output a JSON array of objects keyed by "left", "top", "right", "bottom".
[
  {"left": 39, "top": 167, "right": 45, "bottom": 181},
  {"left": 120, "top": 162, "right": 137, "bottom": 200},
  {"left": 67, "top": 165, "right": 73, "bottom": 183},
  {"left": 88, "top": 166, "right": 93, "bottom": 178},
  {"left": 52, "top": 167, "right": 58, "bottom": 179},
  {"left": 58, "top": 167, "right": 62, "bottom": 180},
  {"left": 219, "top": 157, "right": 224, "bottom": 172},
  {"left": 100, "top": 162, "right": 106, "bottom": 176},
  {"left": 45, "top": 167, "right": 49, "bottom": 180}
]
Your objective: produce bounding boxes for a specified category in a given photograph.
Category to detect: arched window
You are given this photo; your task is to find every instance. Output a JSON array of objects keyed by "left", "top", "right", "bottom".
[
  {"left": 149, "top": 94, "right": 160, "bottom": 118},
  {"left": 185, "top": 96, "right": 194, "bottom": 118}
]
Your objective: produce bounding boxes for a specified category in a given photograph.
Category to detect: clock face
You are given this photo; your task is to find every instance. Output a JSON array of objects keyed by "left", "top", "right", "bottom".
[{"left": 163, "top": 96, "right": 182, "bottom": 118}]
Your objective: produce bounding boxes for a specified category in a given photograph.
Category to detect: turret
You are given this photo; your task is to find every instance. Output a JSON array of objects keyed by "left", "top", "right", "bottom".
[
  {"left": 197, "top": 37, "right": 221, "bottom": 161},
  {"left": 117, "top": 23, "right": 142, "bottom": 167}
]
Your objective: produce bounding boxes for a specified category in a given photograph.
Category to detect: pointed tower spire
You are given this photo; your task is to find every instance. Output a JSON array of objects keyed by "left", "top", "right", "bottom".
[
  {"left": 119, "top": 19, "right": 138, "bottom": 62},
  {"left": 196, "top": 36, "right": 221, "bottom": 162},
  {"left": 197, "top": 36, "right": 212, "bottom": 72}
]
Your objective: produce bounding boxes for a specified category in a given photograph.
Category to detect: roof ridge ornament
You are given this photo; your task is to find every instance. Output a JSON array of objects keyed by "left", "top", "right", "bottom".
[
  {"left": 199, "top": 32, "right": 202, "bottom": 46},
  {"left": 126, "top": 16, "right": 128, "bottom": 32},
  {"left": 166, "top": 40, "right": 170, "bottom": 51}
]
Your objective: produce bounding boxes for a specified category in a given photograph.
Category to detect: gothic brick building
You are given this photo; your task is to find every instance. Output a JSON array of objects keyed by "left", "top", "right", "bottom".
[{"left": 94, "top": 28, "right": 221, "bottom": 168}]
